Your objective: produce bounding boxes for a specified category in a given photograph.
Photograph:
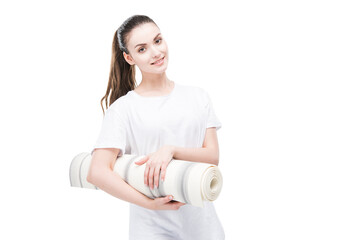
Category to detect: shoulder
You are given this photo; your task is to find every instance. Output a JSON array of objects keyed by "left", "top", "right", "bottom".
[
  {"left": 107, "top": 91, "right": 132, "bottom": 114},
  {"left": 176, "top": 83, "right": 210, "bottom": 108},
  {"left": 177, "top": 83, "right": 208, "bottom": 98}
]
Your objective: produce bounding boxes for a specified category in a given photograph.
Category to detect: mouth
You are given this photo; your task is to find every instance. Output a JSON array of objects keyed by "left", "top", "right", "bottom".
[{"left": 151, "top": 56, "right": 165, "bottom": 65}]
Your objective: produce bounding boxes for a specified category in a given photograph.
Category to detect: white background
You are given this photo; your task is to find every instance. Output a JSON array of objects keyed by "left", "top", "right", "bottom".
[{"left": 0, "top": 0, "right": 359, "bottom": 239}]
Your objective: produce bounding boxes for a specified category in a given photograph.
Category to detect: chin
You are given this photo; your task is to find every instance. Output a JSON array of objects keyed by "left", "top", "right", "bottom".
[
  {"left": 151, "top": 63, "right": 168, "bottom": 73},
  {"left": 154, "top": 66, "right": 168, "bottom": 73},
  {"left": 142, "top": 66, "right": 168, "bottom": 75}
]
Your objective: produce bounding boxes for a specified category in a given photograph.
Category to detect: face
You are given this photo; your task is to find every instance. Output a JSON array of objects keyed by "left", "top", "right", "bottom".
[{"left": 123, "top": 22, "right": 169, "bottom": 74}]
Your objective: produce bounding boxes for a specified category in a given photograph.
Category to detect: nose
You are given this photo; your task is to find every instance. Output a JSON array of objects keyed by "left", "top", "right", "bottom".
[{"left": 151, "top": 45, "right": 162, "bottom": 59}]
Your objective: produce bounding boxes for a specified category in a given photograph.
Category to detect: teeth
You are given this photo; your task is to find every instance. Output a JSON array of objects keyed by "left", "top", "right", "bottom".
[{"left": 153, "top": 57, "right": 163, "bottom": 64}]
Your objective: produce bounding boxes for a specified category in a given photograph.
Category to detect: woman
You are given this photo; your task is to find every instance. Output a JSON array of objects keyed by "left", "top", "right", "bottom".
[{"left": 87, "top": 15, "right": 225, "bottom": 240}]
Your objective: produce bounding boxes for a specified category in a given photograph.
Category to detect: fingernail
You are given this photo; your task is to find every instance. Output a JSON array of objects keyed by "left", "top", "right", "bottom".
[{"left": 169, "top": 196, "right": 173, "bottom": 200}]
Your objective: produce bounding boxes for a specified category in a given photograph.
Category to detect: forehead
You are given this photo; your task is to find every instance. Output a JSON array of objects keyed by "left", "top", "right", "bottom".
[{"left": 127, "top": 22, "right": 160, "bottom": 47}]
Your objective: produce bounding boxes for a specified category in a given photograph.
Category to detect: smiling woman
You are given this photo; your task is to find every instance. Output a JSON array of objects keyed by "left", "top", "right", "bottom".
[
  {"left": 86, "top": 14, "right": 225, "bottom": 240},
  {"left": 121, "top": 23, "right": 169, "bottom": 75}
]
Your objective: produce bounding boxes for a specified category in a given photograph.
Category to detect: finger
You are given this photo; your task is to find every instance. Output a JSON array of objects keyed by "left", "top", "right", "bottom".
[
  {"left": 176, "top": 202, "right": 186, "bottom": 209},
  {"left": 144, "top": 162, "right": 150, "bottom": 186},
  {"left": 171, "top": 201, "right": 185, "bottom": 206},
  {"left": 135, "top": 156, "right": 149, "bottom": 165},
  {"left": 148, "top": 166, "right": 155, "bottom": 190},
  {"left": 153, "top": 165, "right": 161, "bottom": 188},
  {"left": 135, "top": 156, "right": 145, "bottom": 165},
  {"left": 160, "top": 163, "right": 167, "bottom": 182},
  {"left": 164, "top": 195, "right": 173, "bottom": 203}
]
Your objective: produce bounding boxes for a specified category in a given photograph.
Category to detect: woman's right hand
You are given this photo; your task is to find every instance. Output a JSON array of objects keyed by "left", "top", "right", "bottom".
[{"left": 148, "top": 195, "right": 186, "bottom": 210}]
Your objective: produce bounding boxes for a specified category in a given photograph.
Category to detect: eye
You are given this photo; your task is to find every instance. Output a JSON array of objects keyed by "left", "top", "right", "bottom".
[{"left": 138, "top": 38, "right": 162, "bottom": 53}]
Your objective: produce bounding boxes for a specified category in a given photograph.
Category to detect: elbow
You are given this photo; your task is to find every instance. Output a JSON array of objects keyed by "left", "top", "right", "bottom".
[
  {"left": 212, "top": 149, "right": 219, "bottom": 166},
  {"left": 210, "top": 153, "right": 219, "bottom": 166},
  {"left": 87, "top": 168, "right": 102, "bottom": 187},
  {"left": 86, "top": 168, "right": 95, "bottom": 184},
  {"left": 86, "top": 166, "right": 101, "bottom": 185},
  {"left": 86, "top": 149, "right": 115, "bottom": 185},
  {"left": 87, "top": 164, "right": 112, "bottom": 186}
]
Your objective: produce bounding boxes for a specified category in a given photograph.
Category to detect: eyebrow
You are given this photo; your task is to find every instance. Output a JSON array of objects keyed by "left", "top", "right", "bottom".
[{"left": 134, "top": 33, "right": 162, "bottom": 49}]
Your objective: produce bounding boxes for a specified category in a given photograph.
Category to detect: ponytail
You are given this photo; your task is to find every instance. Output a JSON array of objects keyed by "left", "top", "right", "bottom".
[
  {"left": 100, "top": 31, "right": 137, "bottom": 115},
  {"left": 99, "top": 14, "right": 157, "bottom": 115}
]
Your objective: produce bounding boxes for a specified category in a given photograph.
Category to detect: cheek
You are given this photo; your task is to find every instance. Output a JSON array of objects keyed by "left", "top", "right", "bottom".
[
  {"left": 136, "top": 54, "right": 151, "bottom": 66},
  {"left": 162, "top": 43, "right": 168, "bottom": 52}
]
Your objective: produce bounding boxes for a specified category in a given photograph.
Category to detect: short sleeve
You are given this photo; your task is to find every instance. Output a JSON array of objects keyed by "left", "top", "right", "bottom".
[
  {"left": 204, "top": 90, "right": 222, "bottom": 131},
  {"left": 91, "top": 104, "right": 127, "bottom": 157}
]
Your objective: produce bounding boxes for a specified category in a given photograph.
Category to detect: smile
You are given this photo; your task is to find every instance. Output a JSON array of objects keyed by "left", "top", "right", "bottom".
[{"left": 151, "top": 56, "right": 165, "bottom": 65}]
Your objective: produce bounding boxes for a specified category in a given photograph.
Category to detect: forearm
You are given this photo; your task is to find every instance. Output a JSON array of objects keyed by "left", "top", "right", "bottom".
[
  {"left": 87, "top": 168, "right": 152, "bottom": 209},
  {"left": 171, "top": 146, "right": 219, "bottom": 165}
]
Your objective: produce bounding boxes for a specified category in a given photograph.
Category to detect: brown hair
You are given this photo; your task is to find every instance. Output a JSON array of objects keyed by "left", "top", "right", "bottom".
[{"left": 100, "top": 15, "right": 158, "bottom": 115}]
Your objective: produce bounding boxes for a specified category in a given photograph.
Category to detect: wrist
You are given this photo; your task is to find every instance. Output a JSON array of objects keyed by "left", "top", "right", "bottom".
[
  {"left": 144, "top": 198, "right": 154, "bottom": 210},
  {"left": 164, "top": 145, "right": 176, "bottom": 158}
]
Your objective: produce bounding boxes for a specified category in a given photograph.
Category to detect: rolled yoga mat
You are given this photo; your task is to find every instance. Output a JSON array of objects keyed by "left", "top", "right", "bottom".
[{"left": 69, "top": 152, "right": 223, "bottom": 208}]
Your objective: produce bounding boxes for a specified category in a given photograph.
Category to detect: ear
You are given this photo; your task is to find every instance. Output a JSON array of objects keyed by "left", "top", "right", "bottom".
[{"left": 123, "top": 52, "right": 135, "bottom": 65}]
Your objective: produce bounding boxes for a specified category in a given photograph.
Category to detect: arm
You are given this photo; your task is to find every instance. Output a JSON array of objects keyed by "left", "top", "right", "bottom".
[
  {"left": 87, "top": 148, "right": 152, "bottom": 209},
  {"left": 172, "top": 127, "right": 220, "bottom": 165}
]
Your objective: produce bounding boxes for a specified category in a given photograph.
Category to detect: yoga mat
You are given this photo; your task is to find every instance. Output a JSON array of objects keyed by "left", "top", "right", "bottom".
[{"left": 69, "top": 152, "right": 223, "bottom": 208}]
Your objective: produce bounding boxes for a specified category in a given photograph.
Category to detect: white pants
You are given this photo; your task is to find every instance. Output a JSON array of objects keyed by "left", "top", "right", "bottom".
[{"left": 129, "top": 201, "right": 225, "bottom": 240}]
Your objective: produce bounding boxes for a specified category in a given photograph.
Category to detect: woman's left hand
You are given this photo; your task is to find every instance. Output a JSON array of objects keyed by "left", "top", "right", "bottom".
[{"left": 134, "top": 145, "right": 175, "bottom": 190}]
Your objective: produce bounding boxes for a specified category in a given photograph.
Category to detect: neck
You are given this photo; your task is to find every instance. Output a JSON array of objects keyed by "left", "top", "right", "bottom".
[{"left": 138, "top": 72, "right": 171, "bottom": 90}]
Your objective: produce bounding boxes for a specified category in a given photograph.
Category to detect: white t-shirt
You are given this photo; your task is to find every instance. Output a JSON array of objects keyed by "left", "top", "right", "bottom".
[{"left": 91, "top": 82, "right": 225, "bottom": 240}]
